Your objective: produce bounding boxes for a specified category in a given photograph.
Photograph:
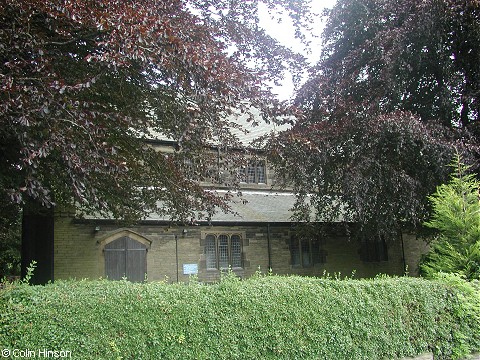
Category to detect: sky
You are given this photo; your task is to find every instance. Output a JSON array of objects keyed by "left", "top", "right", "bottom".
[{"left": 258, "top": 0, "right": 337, "bottom": 100}]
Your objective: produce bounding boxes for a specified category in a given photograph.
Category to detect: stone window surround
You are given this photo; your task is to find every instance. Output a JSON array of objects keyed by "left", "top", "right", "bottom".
[
  {"left": 199, "top": 231, "right": 249, "bottom": 271},
  {"left": 289, "top": 236, "right": 327, "bottom": 268}
]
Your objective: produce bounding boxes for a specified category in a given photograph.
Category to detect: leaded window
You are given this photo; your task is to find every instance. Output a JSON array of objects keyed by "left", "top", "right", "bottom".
[
  {"left": 183, "top": 157, "right": 219, "bottom": 183},
  {"left": 290, "top": 237, "right": 327, "bottom": 267},
  {"left": 205, "top": 233, "right": 243, "bottom": 270},
  {"left": 359, "top": 236, "right": 388, "bottom": 262},
  {"left": 239, "top": 160, "right": 266, "bottom": 184}
]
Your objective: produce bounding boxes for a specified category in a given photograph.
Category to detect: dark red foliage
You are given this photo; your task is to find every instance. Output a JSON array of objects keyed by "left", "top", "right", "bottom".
[
  {"left": 0, "top": 0, "right": 309, "bottom": 221},
  {"left": 268, "top": 0, "right": 480, "bottom": 239}
]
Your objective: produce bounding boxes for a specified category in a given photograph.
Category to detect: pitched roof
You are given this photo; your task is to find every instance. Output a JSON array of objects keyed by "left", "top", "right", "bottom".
[
  {"left": 143, "top": 190, "right": 301, "bottom": 223},
  {"left": 228, "top": 108, "right": 291, "bottom": 146},
  {"left": 147, "top": 106, "right": 291, "bottom": 147}
]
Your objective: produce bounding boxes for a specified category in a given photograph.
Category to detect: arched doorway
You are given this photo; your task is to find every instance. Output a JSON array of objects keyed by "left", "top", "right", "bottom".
[{"left": 103, "top": 233, "right": 149, "bottom": 282}]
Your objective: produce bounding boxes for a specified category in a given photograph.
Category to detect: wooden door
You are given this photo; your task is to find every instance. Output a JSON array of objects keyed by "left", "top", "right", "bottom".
[{"left": 104, "top": 236, "right": 147, "bottom": 282}]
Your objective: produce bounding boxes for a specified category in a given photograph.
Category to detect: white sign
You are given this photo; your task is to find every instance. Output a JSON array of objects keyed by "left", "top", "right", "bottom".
[{"left": 183, "top": 264, "right": 198, "bottom": 275}]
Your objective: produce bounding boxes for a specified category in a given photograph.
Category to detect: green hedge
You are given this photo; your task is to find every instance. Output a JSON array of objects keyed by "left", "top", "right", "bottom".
[{"left": 1, "top": 274, "right": 479, "bottom": 359}]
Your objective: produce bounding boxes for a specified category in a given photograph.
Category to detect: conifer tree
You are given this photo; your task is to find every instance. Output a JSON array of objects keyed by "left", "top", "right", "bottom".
[{"left": 420, "top": 155, "right": 480, "bottom": 280}]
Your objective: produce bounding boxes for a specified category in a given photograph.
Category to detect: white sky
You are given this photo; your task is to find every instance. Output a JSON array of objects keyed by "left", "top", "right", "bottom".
[{"left": 258, "top": 0, "right": 337, "bottom": 100}]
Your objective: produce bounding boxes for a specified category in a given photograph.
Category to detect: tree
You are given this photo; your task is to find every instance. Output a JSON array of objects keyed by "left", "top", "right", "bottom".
[
  {"left": 267, "top": 111, "right": 452, "bottom": 238},
  {"left": 420, "top": 156, "right": 480, "bottom": 280},
  {"left": 267, "top": 0, "right": 480, "bottom": 240},
  {"left": 0, "top": 0, "right": 311, "bottom": 223},
  {"left": 0, "top": 199, "right": 21, "bottom": 278},
  {"left": 298, "top": 0, "right": 480, "bottom": 129}
]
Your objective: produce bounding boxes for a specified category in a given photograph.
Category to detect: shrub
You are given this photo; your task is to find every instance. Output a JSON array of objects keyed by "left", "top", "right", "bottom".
[
  {"left": 420, "top": 155, "right": 480, "bottom": 280},
  {"left": 0, "top": 275, "right": 479, "bottom": 359}
]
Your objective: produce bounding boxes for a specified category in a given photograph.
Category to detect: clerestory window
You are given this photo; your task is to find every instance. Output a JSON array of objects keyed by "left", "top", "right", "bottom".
[{"left": 239, "top": 160, "right": 266, "bottom": 184}]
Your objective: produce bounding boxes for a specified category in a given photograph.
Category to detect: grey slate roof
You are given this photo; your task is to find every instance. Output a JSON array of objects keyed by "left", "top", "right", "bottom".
[
  {"left": 144, "top": 190, "right": 300, "bottom": 223},
  {"left": 81, "top": 189, "right": 303, "bottom": 224},
  {"left": 228, "top": 109, "right": 291, "bottom": 146},
  {"left": 148, "top": 106, "right": 291, "bottom": 147},
  {"left": 219, "top": 190, "right": 296, "bottom": 223}
]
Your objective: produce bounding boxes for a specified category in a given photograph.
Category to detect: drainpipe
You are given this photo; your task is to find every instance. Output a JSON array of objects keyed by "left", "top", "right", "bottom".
[
  {"left": 267, "top": 223, "right": 272, "bottom": 271},
  {"left": 175, "top": 234, "right": 179, "bottom": 282}
]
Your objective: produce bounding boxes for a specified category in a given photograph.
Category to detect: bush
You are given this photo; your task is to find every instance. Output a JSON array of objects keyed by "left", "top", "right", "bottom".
[
  {"left": 420, "top": 155, "right": 480, "bottom": 280},
  {"left": 1, "top": 274, "right": 479, "bottom": 359}
]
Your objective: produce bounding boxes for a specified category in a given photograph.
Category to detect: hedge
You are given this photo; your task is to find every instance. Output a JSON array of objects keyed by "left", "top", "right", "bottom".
[{"left": 1, "top": 273, "right": 479, "bottom": 359}]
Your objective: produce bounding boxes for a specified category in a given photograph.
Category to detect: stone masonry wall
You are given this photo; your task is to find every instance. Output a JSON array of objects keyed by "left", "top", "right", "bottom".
[{"left": 54, "top": 215, "right": 425, "bottom": 282}]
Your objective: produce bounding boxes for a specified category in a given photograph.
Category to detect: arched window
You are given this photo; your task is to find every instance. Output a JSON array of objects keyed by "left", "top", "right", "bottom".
[
  {"left": 205, "top": 233, "right": 243, "bottom": 270},
  {"left": 104, "top": 236, "right": 147, "bottom": 282}
]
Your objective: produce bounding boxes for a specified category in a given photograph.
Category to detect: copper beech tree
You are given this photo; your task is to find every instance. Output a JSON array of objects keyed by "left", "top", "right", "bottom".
[
  {"left": 0, "top": 0, "right": 311, "bottom": 222},
  {"left": 267, "top": 0, "right": 480, "bottom": 240}
]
